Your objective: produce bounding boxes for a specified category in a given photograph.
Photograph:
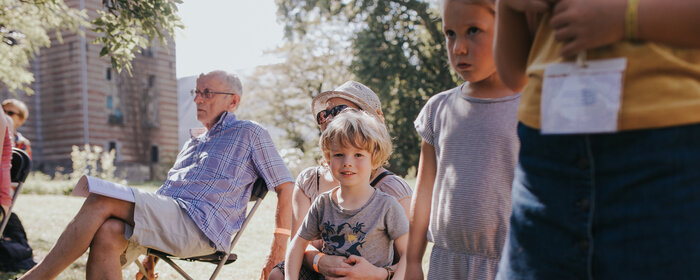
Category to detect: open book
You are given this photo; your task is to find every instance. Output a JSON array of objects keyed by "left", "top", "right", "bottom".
[{"left": 71, "top": 175, "right": 135, "bottom": 203}]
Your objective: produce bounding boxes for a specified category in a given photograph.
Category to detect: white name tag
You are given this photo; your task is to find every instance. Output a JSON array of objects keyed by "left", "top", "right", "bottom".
[{"left": 541, "top": 57, "right": 627, "bottom": 134}]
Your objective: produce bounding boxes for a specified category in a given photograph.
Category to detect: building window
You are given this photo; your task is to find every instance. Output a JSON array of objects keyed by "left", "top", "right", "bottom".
[
  {"left": 108, "top": 141, "right": 117, "bottom": 153},
  {"left": 151, "top": 145, "right": 159, "bottom": 163},
  {"left": 106, "top": 68, "right": 111, "bottom": 81}
]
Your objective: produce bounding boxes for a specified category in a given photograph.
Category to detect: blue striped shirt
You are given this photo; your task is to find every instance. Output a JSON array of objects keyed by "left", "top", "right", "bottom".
[{"left": 157, "top": 112, "right": 294, "bottom": 252}]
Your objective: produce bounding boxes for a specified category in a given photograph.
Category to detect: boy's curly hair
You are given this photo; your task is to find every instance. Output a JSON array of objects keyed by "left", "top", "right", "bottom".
[{"left": 320, "top": 109, "right": 392, "bottom": 168}]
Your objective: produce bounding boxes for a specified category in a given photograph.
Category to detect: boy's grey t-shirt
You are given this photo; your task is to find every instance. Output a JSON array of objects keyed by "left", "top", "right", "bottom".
[{"left": 298, "top": 187, "right": 408, "bottom": 268}]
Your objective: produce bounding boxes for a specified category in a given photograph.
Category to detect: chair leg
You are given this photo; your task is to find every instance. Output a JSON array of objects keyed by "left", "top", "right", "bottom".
[
  {"left": 158, "top": 256, "right": 194, "bottom": 280},
  {"left": 134, "top": 260, "right": 148, "bottom": 280}
]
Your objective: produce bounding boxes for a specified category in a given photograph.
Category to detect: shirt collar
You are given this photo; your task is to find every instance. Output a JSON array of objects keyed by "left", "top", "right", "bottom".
[{"left": 191, "top": 111, "right": 237, "bottom": 139}]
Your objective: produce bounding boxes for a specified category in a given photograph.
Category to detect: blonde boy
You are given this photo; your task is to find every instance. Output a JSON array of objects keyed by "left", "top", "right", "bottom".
[{"left": 285, "top": 110, "right": 408, "bottom": 280}]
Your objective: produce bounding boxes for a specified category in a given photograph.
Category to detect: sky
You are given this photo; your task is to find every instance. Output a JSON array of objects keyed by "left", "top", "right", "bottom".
[{"left": 175, "top": 0, "right": 285, "bottom": 79}]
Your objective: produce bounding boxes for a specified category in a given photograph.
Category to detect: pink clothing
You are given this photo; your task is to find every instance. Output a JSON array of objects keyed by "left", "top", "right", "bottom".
[{"left": 0, "top": 127, "right": 12, "bottom": 207}]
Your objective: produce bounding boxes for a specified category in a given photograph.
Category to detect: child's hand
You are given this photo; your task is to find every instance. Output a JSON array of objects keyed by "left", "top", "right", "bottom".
[
  {"left": 325, "top": 255, "right": 386, "bottom": 280},
  {"left": 317, "top": 255, "right": 352, "bottom": 277},
  {"left": 549, "top": 0, "right": 626, "bottom": 57},
  {"left": 499, "top": 0, "right": 554, "bottom": 14}
]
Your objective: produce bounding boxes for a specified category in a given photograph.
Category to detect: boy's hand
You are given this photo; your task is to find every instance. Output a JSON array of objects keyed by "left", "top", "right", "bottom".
[
  {"left": 317, "top": 254, "right": 351, "bottom": 277},
  {"left": 549, "top": 0, "right": 626, "bottom": 56},
  {"left": 325, "top": 255, "right": 385, "bottom": 280},
  {"left": 498, "top": 0, "right": 554, "bottom": 13}
]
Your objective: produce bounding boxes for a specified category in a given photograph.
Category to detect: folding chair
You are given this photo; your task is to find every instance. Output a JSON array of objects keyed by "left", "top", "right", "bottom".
[
  {"left": 0, "top": 148, "right": 32, "bottom": 237},
  {"left": 135, "top": 177, "right": 269, "bottom": 280}
]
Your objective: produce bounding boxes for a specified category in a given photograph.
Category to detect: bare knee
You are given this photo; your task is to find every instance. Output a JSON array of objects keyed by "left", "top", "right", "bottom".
[
  {"left": 92, "top": 218, "right": 127, "bottom": 252},
  {"left": 268, "top": 267, "right": 283, "bottom": 280},
  {"left": 82, "top": 193, "right": 135, "bottom": 222}
]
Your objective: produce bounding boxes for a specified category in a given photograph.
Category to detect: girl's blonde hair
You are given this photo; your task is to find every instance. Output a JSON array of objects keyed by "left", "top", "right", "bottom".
[
  {"left": 439, "top": 0, "right": 495, "bottom": 17},
  {"left": 320, "top": 109, "right": 392, "bottom": 168}
]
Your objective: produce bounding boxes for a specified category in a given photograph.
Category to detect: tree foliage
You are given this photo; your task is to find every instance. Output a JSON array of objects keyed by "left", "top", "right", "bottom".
[
  {"left": 276, "top": 0, "right": 458, "bottom": 176},
  {"left": 0, "top": 0, "right": 182, "bottom": 95},
  {"left": 240, "top": 26, "right": 354, "bottom": 176},
  {"left": 0, "top": 0, "right": 86, "bottom": 94}
]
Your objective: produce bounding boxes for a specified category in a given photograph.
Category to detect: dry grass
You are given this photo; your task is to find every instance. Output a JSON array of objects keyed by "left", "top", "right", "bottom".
[{"left": 3, "top": 182, "right": 431, "bottom": 279}]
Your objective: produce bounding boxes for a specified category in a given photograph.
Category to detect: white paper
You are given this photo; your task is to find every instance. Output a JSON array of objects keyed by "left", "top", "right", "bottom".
[
  {"left": 541, "top": 57, "right": 627, "bottom": 134},
  {"left": 71, "top": 175, "right": 135, "bottom": 203}
]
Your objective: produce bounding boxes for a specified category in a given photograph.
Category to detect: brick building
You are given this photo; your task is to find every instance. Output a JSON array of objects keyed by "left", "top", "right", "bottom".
[{"left": 1, "top": 0, "right": 179, "bottom": 181}]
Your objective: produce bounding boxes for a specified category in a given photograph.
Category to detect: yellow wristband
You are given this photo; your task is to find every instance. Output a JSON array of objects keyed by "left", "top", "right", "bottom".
[
  {"left": 274, "top": 228, "right": 291, "bottom": 236},
  {"left": 312, "top": 252, "right": 325, "bottom": 273},
  {"left": 625, "top": 0, "right": 640, "bottom": 40}
]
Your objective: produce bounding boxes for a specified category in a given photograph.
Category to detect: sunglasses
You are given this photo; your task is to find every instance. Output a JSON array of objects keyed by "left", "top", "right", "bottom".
[
  {"left": 4, "top": 110, "right": 19, "bottom": 117},
  {"left": 190, "top": 88, "right": 236, "bottom": 99},
  {"left": 316, "top": 104, "right": 349, "bottom": 125}
]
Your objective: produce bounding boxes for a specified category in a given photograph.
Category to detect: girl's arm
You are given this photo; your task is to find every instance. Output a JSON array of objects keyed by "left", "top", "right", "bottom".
[
  {"left": 285, "top": 235, "right": 311, "bottom": 280},
  {"left": 494, "top": 0, "right": 545, "bottom": 92},
  {"left": 391, "top": 233, "right": 408, "bottom": 280},
  {"left": 404, "top": 141, "right": 437, "bottom": 280}
]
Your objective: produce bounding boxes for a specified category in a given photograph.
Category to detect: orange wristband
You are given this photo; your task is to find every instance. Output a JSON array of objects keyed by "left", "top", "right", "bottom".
[
  {"left": 313, "top": 252, "right": 325, "bottom": 273},
  {"left": 274, "top": 228, "right": 291, "bottom": 236}
]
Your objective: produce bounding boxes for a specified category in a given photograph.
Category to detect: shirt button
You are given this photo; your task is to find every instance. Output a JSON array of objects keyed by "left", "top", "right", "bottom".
[
  {"left": 576, "top": 157, "right": 589, "bottom": 169},
  {"left": 575, "top": 198, "right": 590, "bottom": 212}
]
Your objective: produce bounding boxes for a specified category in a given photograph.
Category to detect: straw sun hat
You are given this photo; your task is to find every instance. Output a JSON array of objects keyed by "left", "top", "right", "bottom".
[{"left": 312, "top": 81, "right": 383, "bottom": 121}]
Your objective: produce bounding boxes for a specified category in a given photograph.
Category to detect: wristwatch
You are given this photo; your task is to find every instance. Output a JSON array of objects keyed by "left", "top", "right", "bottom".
[{"left": 384, "top": 266, "right": 394, "bottom": 280}]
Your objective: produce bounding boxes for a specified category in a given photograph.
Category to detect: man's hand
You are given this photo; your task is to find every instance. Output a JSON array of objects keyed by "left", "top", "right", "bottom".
[
  {"left": 259, "top": 234, "right": 287, "bottom": 280},
  {"left": 549, "top": 0, "right": 626, "bottom": 57},
  {"left": 325, "top": 255, "right": 386, "bottom": 280}
]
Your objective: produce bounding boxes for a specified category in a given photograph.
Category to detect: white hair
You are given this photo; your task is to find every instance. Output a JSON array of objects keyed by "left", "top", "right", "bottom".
[{"left": 199, "top": 70, "right": 243, "bottom": 96}]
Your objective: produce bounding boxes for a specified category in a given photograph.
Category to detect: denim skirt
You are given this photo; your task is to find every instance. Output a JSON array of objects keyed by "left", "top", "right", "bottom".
[{"left": 498, "top": 123, "right": 700, "bottom": 280}]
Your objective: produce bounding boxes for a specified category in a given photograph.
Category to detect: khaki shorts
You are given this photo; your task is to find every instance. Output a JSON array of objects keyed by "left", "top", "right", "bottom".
[{"left": 120, "top": 188, "right": 216, "bottom": 266}]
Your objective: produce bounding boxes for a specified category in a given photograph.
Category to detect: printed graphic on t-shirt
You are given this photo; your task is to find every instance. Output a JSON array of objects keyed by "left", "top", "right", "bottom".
[{"left": 321, "top": 221, "right": 367, "bottom": 256}]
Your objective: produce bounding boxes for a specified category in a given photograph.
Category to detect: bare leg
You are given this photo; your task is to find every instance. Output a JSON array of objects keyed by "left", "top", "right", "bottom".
[
  {"left": 20, "top": 194, "right": 135, "bottom": 280},
  {"left": 87, "top": 218, "right": 129, "bottom": 280}
]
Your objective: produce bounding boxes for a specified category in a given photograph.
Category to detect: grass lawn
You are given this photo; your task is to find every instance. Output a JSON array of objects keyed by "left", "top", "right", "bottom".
[{"left": 3, "top": 182, "right": 432, "bottom": 279}]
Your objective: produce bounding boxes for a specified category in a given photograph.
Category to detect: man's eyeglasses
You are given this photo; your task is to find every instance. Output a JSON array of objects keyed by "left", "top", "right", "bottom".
[
  {"left": 316, "top": 104, "right": 349, "bottom": 125},
  {"left": 190, "top": 88, "right": 236, "bottom": 99}
]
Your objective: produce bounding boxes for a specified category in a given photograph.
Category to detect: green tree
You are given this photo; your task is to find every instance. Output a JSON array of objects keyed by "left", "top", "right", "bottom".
[
  {"left": 0, "top": 0, "right": 182, "bottom": 94},
  {"left": 276, "top": 0, "right": 458, "bottom": 176}
]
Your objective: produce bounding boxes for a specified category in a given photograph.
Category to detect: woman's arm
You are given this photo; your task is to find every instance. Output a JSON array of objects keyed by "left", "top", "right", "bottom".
[
  {"left": 404, "top": 141, "right": 437, "bottom": 280},
  {"left": 0, "top": 114, "right": 11, "bottom": 213},
  {"left": 292, "top": 186, "right": 312, "bottom": 236},
  {"left": 285, "top": 235, "right": 311, "bottom": 280},
  {"left": 397, "top": 197, "right": 411, "bottom": 219},
  {"left": 494, "top": 0, "right": 546, "bottom": 92}
]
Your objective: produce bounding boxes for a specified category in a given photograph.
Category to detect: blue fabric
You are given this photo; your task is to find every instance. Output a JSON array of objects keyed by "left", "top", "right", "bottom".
[
  {"left": 498, "top": 123, "right": 700, "bottom": 280},
  {"left": 157, "top": 112, "right": 294, "bottom": 252}
]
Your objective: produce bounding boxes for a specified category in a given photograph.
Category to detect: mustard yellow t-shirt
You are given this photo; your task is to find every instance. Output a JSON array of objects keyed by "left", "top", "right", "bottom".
[{"left": 520, "top": 15, "right": 700, "bottom": 131}]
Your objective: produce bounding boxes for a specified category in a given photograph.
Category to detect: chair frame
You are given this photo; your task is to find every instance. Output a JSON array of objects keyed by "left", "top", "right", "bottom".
[
  {"left": 135, "top": 177, "right": 269, "bottom": 280},
  {"left": 0, "top": 148, "right": 31, "bottom": 237}
]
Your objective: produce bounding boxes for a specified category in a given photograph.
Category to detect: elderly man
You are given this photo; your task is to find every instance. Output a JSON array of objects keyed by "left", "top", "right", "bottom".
[{"left": 20, "top": 70, "right": 294, "bottom": 280}]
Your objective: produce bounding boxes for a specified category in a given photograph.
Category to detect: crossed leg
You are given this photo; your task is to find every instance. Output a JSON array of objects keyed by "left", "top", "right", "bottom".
[{"left": 20, "top": 193, "right": 135, "bottom": 280}]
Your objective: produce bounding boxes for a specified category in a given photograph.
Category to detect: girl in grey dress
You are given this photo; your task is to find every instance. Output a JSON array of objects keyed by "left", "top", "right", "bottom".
[{"left": 404, "top": 0, "right": 520, "bottom": 279}]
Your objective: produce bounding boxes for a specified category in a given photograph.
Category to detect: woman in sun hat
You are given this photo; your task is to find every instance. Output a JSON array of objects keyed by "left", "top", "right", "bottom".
[{"left": 268, "top": 81, "right": 412, "bottom": 280}]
